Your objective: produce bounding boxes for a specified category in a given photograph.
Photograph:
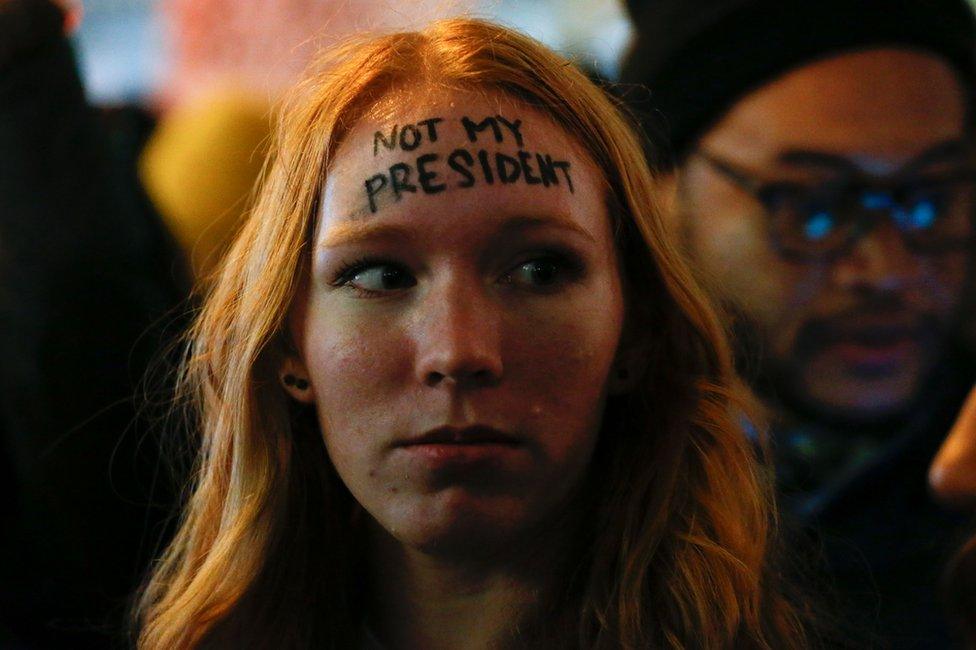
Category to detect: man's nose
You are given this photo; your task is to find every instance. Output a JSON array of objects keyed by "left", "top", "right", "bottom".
[
  {"left": 930, "top": 386, "right": 976, "bottom": 509},
  {"left": 412, "top": 276, "right": 503, "bottom": 389},
  {"left": 831, "top": 221, "right": 924, "bottom": 292}
]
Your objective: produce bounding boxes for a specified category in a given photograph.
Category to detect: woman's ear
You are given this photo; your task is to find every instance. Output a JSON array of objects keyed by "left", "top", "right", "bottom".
[
  {"left": 608, "top": 338, "right": 650, "bottom": 395},
  {"left": 280, "top": 291, "right": 315, "bottom": 404},
  {"left": 279, "top": 354, "right": 316, "bottom": 404}
]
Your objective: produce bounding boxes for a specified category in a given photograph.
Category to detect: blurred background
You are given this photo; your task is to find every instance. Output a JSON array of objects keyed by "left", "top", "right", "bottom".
[
  {"left": 73, "top": 0, "right": 633, "bottom": 105},
  {"left": 62, "top": 0, "right": 637, "bottom": 279}
]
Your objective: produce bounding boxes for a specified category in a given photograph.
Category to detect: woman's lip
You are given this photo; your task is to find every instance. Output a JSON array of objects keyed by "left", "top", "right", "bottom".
[
  {"left": 397, "top": 442, "right": 522, "bottom": 463},
  {"left": 397, "top": 425, "right": 520, "bottom": 447},
  {"left": 393, "top": 439, "right": 527, "bottom": 478},
  {"left": 391, "top": 426, "right": 530, "bottom": 482}
]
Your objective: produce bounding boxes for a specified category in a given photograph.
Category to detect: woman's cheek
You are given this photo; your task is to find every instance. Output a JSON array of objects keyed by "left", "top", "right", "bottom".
[
  {"left": 304, "top": 312, "right": 412, "bottom": 433},
  {"left": 515, "top": 303, "right": 618, "bottom": 404},
  {"left": 310, "top": 299, "right": 401, "bottom": 367}
]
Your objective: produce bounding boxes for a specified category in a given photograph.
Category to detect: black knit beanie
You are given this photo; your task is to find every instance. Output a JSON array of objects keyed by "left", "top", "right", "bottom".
[{"left": 620, "top": 0, "right": 976, "bottom": 164}]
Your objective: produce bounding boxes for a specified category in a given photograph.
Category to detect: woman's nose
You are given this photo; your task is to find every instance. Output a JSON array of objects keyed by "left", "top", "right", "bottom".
[
  {"left": 929, "top": 386, "right": 976, "bottom": 509},
  {"left": 412, "top": 277, "right": 504, "bottom": 389}
]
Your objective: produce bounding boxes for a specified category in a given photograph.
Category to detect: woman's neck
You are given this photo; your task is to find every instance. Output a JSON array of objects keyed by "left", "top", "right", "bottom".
[{"left": 364, "top": 514, "right": 580, "bottom": 650}]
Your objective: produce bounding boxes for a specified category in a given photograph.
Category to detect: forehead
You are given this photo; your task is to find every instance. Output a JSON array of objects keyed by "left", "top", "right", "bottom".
[
  {"left": 702, "top": 48, "right": 967, "bottom": 166},
  {"left": 320, "top": 87, "right": 603, "bottom": 231}
]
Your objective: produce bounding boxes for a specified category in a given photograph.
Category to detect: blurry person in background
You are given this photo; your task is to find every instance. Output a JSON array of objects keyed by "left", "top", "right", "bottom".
[
  {"left": 621, "top": 0, "right": 975, "bottom": 646},
  {"left": 0, "top": 1, "right": 187, "bottom": 647},
  {"left": 931, "top": 386, "right": 976, "bottom": 646},
  {"left": 142, "top": 0, "right": 475, "bottom": 280}
]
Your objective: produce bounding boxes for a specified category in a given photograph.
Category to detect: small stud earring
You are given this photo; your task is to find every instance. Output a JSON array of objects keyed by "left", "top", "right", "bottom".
[{"left": 283, "top": 374, "right": 310, "bottom": 391}]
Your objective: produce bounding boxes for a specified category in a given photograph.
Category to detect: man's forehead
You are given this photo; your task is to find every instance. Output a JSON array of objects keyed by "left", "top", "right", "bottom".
[{"left": 699, "top": 48, "right": 966, "bottom": 168}]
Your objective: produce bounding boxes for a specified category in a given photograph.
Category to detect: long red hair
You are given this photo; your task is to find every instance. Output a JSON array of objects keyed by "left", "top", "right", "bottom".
[{"left": 138, "top": 18, "right": 808, "bottom": 649}]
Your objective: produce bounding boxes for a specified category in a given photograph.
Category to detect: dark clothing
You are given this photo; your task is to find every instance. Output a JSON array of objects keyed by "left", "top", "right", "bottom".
[
  {"left": 619, "top": 0, "right": 976, "bottom": 163},
  {"left": 0, "top": 2, "right": 187, "bottom": 647},
  {"left": 779, "top": 357, "right": 975, "bottom": 648}
]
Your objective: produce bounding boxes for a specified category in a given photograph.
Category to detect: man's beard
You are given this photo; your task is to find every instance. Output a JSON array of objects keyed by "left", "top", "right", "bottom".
[{"left": 724, "top": 299, "right": 949, "bottom": 436}]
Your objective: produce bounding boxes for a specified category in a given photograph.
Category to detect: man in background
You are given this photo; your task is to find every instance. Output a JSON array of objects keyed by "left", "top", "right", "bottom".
[{"left": 621, "top": 1, "right": 975, "bottom": 646}]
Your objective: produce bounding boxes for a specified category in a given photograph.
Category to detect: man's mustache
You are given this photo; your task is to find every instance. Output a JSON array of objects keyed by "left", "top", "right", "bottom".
[{"left": 792, "top": 299, "right": 945, "bottom": 360}]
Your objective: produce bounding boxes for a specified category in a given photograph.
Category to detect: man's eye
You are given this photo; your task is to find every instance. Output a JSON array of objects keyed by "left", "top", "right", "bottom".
[
  {"left": 897, "top": 197, "right": 939, "bottom": 231},
  {"left": 802, "top": 210, "right": 836, "bottom": 241},
  {"left": 759, "top": 182, "right": 808, "bottom": 211},
  {"left": 335, "top": 261, "right": 415, "bottom": 295}
]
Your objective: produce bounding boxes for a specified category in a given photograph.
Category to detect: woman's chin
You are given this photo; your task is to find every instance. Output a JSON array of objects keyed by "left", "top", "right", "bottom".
[{"left": 371, "top": 491, "right": 536, "bottom": 559}]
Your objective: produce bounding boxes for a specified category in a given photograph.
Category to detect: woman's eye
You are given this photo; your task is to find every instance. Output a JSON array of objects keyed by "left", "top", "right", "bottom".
[
  {"left": 335, "top": 261, "right": 415, "bottom": 295},
  {"left": 503, "top": 254, "right": 582, "bottom": 290}
]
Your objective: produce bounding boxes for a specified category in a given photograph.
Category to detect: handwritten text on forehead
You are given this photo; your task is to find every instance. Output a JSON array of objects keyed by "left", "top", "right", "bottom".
[{"left": 364, "top": 114, "right": 575, "bottom": 214}]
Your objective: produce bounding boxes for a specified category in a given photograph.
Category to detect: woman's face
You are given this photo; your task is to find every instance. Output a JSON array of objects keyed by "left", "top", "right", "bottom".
[{"left": 288, "top": 88, "right": 626, "bottom": 557}]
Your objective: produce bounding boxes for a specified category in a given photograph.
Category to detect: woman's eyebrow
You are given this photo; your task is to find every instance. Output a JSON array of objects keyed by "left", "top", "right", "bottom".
[
  {"left": 320, "top": 222, "right": 415, "bottom": 248},
  {"left": 321, "top": 214, "right": 595, "bottom": 249},
  {"left": 496, "top": 215, "right": 596, "bottom": 243}
]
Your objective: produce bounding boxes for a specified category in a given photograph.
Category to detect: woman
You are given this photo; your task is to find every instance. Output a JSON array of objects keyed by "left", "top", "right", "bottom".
[{"left": 137, "top": 18, "right": 807, "bottom": 649}]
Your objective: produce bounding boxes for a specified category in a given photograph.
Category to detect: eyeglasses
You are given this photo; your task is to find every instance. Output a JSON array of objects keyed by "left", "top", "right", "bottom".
[{"left": 695, "top": 150, "right": 976, "bottom": 261}]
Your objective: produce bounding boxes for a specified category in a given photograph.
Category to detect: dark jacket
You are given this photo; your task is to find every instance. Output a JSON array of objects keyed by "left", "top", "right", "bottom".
[
  {"left": 0, "top": 2, "right": 188, "bottom": 647},
  {"left": 781, "top": 356, "right": 975, "bottom": 649}
]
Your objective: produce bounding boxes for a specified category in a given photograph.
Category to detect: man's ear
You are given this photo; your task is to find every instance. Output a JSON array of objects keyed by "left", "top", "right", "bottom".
[
  {"left": 279, "top": 354, "right": 316, "bottom": 404},
  {"left": 656, "top": 170, "right": 680, "bottom": 228}
]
